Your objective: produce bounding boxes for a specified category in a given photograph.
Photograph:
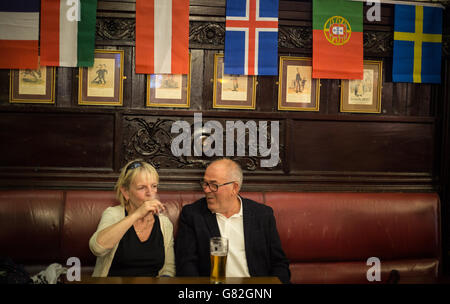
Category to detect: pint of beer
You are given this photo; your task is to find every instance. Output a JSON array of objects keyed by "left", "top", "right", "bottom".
[{"left": 210, "top": 237, "right": 228, "bottom": 284}]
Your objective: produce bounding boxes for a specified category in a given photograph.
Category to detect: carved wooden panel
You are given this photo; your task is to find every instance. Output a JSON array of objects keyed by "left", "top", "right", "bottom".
[
  {"left": 122, "top": 114, "right": 284, "bottom": 172},
  {"left": 190, "top": 22, "right": 225, "bottom": 49},
  {"left": 96, "top": 18, "right": 135, "bottom": 42},
  {"left": 95, "top": 19, "right": 399, "bottom": 58}
]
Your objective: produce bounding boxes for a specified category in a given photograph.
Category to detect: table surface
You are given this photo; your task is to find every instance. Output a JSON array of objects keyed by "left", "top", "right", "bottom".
[{"left": 68, "top": 275, "right": 282, "bottom": 284}]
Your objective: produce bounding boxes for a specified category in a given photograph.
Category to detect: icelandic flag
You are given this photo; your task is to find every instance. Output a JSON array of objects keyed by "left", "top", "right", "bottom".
[
  {"left": 0, "top": 0, "right": 39, "bottom": 69},
  {"left": 393, "top": 5, "right": 443, "bottom": 83},
  {"left": 224, "top": 0, "right": 279, "bottom": 76}
]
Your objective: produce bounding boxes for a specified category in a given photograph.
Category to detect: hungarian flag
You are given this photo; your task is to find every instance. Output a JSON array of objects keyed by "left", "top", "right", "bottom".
[
  {"left": 312, "top": 0, "right": 363, "bottom": 79},
  {"left": 136, "top": 0, "right": 189, "bottom": 74},
  {"left": 40, "top": 0, "right": 98, "bottom": 67},
  {"left": 0, "top": 0, "right": 39, "bottom": 69}
]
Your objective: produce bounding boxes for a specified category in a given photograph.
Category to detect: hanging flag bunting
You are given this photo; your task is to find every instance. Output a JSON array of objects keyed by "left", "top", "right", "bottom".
[
  {"left": 40, "top": 0, "right": 98, "bottom": 67},
  {"left": 0, "top": 1, "right": 39, "bottom": 69},
  {"left": 136, "top": 0, "right": 189, "bottom": 74},
  {"left": 312, "top": 0, "right": 363, "bottom": 79},
  {"left": 393, "top": 4, "right": 442, "bottom": 83},
  {"left": 224, "top": 0, "right": 279, "bottom": 76}
]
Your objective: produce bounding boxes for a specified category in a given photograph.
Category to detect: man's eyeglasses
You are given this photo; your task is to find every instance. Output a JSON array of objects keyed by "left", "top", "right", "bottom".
[{"left": 199, "top": 181, "right": 236, "bottom": 192}]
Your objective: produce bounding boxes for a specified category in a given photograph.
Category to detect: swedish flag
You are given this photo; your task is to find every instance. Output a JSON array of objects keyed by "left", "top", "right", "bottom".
[{"left": 393, "top": 5, "right": 443, "bottom": 84}]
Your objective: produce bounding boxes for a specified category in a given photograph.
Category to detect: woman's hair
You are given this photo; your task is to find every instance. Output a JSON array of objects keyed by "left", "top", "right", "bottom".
[{"left": 115, "top": 159, "right": 159, "bottom": 207}]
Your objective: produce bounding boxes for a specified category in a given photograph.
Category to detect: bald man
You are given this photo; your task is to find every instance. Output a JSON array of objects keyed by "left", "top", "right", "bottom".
[{"left": 175, "top": 158, "right": 291, "bottom": 284}]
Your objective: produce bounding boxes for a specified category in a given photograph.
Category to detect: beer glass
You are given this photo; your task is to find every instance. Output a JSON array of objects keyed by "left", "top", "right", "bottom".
[{"left": 210, "top": 237, "right": 228, "bottom": 284}]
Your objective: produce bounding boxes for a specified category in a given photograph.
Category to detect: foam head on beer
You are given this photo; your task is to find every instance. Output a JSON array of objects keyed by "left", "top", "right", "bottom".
[{"left": 210, "top": 237, "right": 228, "bottom": 284}]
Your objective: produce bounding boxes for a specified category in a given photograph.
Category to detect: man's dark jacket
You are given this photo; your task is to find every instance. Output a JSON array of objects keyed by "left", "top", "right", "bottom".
[{"left": 175, "top": 197, "right": 291, "bottom": 284}]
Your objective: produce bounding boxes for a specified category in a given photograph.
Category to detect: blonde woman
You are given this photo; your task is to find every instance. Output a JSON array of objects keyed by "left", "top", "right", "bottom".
[{"left": 89, "top": 160, "right": 175, "bottom": 277}]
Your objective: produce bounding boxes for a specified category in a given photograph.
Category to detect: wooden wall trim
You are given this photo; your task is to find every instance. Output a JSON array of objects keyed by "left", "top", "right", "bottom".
[
  {"left": 0, "top": 170, "right": 436, "bottom": 192},
  {"left": 0, "top": 105, "right": 436, "bottom": 123}
]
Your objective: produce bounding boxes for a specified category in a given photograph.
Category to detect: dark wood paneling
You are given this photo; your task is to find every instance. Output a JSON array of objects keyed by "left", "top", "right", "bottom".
[
  {"left": 121, "top": 46, "right": 133, "bottom": 109},
  {"left": 441, "top": 59, "right": 450, "bottom": 274},
  {"left": 290, "top": 120, "right": 434, "bottom": 173},
  {"left": 203, "top": 50, "right": 217, "bottom": 110},
  {"left": 0, "top": 70, "right": 9, "bottom": 104},
  {"left": 408, "top": 84, "right": 432, "bottom": 116},
  {"left": 56, "top": 67, "right": 73, "bottom": 107},
  {"left": 190, "top": 49, "right": 205, "bottom": 111},
  {"left": 0, "top": 112, "right": 115, "bottom": 169},
  {"left": 257, "top": 75, "right": 278, "bottom": 112},
  {"left": 317, "top": 79, "right": 341, "bottom": 115},
  {"left": 130, "top": 46, "right": 146, "bottom": 109},
  {"left": 98, "top": 1, "right": 134, "bottom": 12}
]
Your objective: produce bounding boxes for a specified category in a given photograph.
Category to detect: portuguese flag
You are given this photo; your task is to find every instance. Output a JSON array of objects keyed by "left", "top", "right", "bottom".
[{"left": 312, "top": 0, "right": 363, "bottom": 79}]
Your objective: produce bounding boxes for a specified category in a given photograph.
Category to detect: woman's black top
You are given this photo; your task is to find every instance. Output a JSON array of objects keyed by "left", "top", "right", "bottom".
[{"left": 108, "top": 211, "right": 165, "bottom": 277}]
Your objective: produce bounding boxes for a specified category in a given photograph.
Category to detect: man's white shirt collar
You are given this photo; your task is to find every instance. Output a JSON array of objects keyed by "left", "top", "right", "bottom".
[{"left": 215, "top": 196, "right": 243, "bottom": 218}]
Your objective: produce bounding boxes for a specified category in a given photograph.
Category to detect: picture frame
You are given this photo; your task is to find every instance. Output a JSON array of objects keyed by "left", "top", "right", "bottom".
[
  {"left": 340, "top": 60, "right": 382, "bottom": 114},
  {"left": 78, "top": 49, "right": 124, "bottom": 106},
  {"left": 146, "top": 54, "right": 191, "bottom": 108},
  {"left": 213, "top": 54, "right": 256, "bottom": 110},
  {"left": 9, "top": 66, "right": 55, "bottom": 104},
  {"left": 278, "top": 56, "right": 320, "bottom": 111}
]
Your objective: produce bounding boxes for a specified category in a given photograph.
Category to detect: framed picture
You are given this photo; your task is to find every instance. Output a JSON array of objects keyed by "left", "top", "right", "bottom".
[
  {"left": 340, "top": 60, "right": 382, "bottom": 113},
  {"left": 146, "top": 54, "right": 191, "bottom": 108},
  {"left": 9, "top": 66, "right": 55, "bottom": 104},
  {"left": 278, "top": 56, "right": 320, "bottom": 111},
  {"left": 78, "top": 49, "right": 124, "bottom": 106},
  {"left": 213, "top": 54, "right": 256, "bottom": 110}
]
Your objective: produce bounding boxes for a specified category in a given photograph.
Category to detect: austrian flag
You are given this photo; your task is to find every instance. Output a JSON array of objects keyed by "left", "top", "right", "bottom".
[
  {"left": 136, "top": 0, "right": 189, "bottom": 74},
  {"left": 225, "top": 0, "right": 279, "bottom": 76}
]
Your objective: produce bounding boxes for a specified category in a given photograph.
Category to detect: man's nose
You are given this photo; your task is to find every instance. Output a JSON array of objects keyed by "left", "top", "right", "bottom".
[{"left": 203, "top": 185, "right": 212, "bottom": 193}]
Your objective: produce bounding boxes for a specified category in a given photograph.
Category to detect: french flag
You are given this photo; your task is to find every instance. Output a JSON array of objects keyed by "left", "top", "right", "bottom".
[
  {"left": 135, "top": 0, "right": 189, "bottom": 74},
  {"left": 225, "top": 0, "right": 279, "bottom": 76},
  {"left": 0, "top": 0, "right": 39, "bottom": 69}
]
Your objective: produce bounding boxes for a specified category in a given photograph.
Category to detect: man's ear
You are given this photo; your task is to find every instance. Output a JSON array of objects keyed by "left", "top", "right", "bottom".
[{"left": 232, "top": 182, "right": 240, "bottom": 195}]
